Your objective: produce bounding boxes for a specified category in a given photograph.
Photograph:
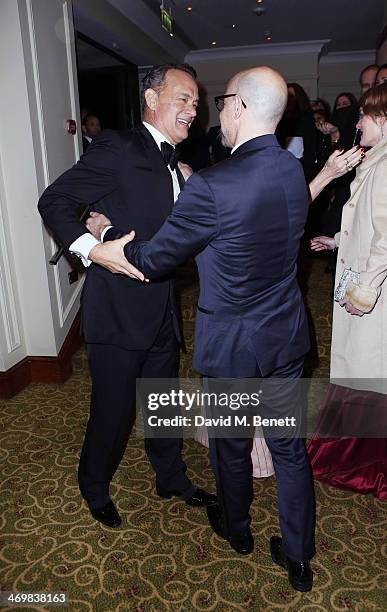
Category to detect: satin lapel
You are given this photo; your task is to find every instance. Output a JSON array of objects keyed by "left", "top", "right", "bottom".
[{"left": 137, "top": 125, "right": 175, "bottom": 214}]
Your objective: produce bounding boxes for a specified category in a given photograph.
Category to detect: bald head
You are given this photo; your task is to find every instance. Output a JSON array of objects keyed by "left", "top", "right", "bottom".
[
  {"left": 234, "top": 67, "right": 287, "bottom": 127},
  {"left": 219, "top": 67, "right": 288, "bottom": 148}
]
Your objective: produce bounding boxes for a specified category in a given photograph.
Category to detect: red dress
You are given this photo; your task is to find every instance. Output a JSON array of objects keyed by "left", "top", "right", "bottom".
[{"left": 308, "top": 384, "right": 387, "bottom": 500}]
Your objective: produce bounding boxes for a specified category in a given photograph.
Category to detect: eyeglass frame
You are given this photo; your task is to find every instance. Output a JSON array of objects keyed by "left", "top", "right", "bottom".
[{"left": 214, "top": 94, "right": 247, "bottom": 112}]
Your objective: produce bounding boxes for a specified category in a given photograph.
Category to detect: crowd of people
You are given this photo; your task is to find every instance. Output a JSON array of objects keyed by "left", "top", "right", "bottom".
[{"left": 38, "top": 60, "right": 387, "bottom": 594}]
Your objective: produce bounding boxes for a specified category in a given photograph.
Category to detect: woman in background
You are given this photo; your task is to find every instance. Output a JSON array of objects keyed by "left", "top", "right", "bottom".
[{"left": 309, "top": 84, "right": 387, "bottom": 500}]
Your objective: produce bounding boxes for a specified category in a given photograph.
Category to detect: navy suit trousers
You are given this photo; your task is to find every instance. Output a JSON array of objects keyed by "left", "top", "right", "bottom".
[{"left": 207, "top": 356, "right": 316, "bottom": 562}]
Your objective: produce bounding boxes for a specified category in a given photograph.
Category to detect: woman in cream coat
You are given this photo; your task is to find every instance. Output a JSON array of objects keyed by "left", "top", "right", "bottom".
[{"left": 309, "top": 83, "right": 387, "bottom": 500}]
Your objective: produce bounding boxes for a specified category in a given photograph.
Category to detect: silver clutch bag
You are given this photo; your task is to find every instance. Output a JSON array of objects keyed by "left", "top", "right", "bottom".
[{"left": 334, "top": 268, "right": 360, "bottom": 302}]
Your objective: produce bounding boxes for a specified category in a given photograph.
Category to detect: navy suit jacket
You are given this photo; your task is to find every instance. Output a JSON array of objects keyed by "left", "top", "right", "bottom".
[{"left": 125, "top": 135, "right": 310, "bottom": 376}]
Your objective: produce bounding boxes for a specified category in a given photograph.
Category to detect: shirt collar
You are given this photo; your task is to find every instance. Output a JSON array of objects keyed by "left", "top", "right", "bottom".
[
  {"left": 143, "top": 121, "right": 175, "bottom": 150},
  {"left": 231, "top": 137, "right": 251, "bottom": 155}
]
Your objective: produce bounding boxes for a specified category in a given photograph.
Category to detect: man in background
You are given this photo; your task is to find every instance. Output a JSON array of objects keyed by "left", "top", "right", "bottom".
[
  {"left": 81, "top": 113, "right": 101, "bottom": 151},
  {"left": 359, "top": 64, "right": 379, "bottom": 93}
]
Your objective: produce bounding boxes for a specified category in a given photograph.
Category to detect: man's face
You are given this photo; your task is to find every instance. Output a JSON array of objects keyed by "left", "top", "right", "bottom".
[
  {"left": 219, "top": 82, "right": 239, "bottom": 148},
  {"left": 146, "top": 69, "right": 198, "bottom": 144},
  {"left": 376, "top": 67, "right": 387, "bottom": 87},
  {"left": 83, "top": 116, "right": 101, "bottom": 138},
  {"left": 360, "top": 67, "right": 378, "bottom": 93}
]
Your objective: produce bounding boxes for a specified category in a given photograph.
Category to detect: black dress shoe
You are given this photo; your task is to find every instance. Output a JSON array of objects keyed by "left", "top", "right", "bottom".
[
  {"left": 90, "top": 501, "right": 122, "bottom": 528},
  {"left": 270, "top": 536, "right": 313, "bottom": 592},
  {"left": 156, "top": 484, "right": 217, "bottom": 507},
  {"left": 185, "top": 488, "right": 217, "bottom": 507},
  {"left": 207, "top": 504, "right": 254, "bottom": 555}
]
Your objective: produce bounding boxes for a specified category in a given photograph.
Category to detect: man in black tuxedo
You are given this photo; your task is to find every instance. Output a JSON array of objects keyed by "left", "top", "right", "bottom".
[
  {"left": 88, "top": 67, "right": 316, "bottom": 592},
  {"left": 38, "top": 64, "right": 216, "bottom": 529}
]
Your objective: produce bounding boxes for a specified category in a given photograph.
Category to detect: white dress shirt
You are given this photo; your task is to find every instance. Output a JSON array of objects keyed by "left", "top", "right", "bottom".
[{"left": 69, "top": 122, "right": 181, "bottom": 267}]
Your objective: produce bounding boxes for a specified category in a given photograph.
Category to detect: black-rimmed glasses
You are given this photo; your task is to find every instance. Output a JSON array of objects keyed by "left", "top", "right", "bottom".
[{"left": 214, "top": 94, "right": 247, "bottom": 112}]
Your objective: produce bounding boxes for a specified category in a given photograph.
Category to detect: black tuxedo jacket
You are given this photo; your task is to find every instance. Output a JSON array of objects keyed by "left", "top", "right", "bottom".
[{"left": 38, "top": 125, "right": 179, "bottom": 350}]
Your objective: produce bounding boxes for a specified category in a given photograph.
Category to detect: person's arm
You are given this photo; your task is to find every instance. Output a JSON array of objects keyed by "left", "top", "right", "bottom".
[
  {"left": 315, "top": 120, "right": 340, "bottom": 145},
  {"left": 310, "top": 236, "right": 337, "bottom": 251},
  {"left": 38, "top": 130, "right": 121, "bottom": 249},
  {"left": 86, "top": 160, "right": 195, "bottom": 243},
  {"left": 38, "top": 130, "right": 144, "bottom": 280},
  {"left": 345, "top": 158, "right": 387, "bottom": 313},
  {"left": 89, "top": 173, "right": 218, "bottom": 278},
  {"left": 309, "top": 146, "right": 364, "bottom": 202}
]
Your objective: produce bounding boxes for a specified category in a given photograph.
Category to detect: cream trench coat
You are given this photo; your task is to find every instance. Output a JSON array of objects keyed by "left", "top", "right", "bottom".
[{"left": 331, "top": 136, "right": 387, "bottom": 388}]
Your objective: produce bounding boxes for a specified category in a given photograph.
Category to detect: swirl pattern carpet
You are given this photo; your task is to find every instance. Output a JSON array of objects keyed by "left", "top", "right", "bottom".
[{"left": 0, "top": 258, "right": 386, "bottom": 611}]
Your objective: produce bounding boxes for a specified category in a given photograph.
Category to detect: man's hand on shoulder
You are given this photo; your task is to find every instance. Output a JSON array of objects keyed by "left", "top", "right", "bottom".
[
  {"left": 177, "top": 161, "right": 194, "bottom": 182},
  {"left": 86, "top": 211, "right": 112, "bottom": 241},
  {"left": 88, "top": 232, "right": 148, "bottom": 281}
]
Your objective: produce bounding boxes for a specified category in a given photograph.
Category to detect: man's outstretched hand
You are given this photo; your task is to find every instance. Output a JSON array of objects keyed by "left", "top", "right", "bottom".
[{"left": 88, "top": 232, "right": 147, "bottom": 281}]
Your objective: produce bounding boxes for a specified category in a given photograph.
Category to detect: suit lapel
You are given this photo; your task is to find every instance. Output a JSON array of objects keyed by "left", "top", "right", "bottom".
[{"left": 136, "top": 125, "right": 174, "bottom": 214}]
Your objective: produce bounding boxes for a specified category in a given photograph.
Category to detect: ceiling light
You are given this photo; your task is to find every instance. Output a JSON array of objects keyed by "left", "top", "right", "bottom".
[
  {"left": 256, "top": 0, "right": 264, "bottom": 3},
  {"left": 253, "top": 6, "right": 266, "bottom": 16},
  {"left": 211, "top": 41, "right": 217, "bottom": 45},
  {"left": 187, "top": 5, "right": 192, "bottom": 10},
  {"left": 170, "top": 32, "right": 174, "bottom": 36},
  {"left": 232, "top": 24, "right": 236, "bottom": 28},
  {"left": 264, "top": 30, "right": 272, "bottom": 41}
]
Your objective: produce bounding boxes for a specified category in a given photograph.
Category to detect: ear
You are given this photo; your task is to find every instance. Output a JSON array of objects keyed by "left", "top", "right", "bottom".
[
  {"left": 144, "top": 88, "right": 158, "bottom": 112},
  {"left": 234, "top": 95, "right": 243, "bottom": 119}
]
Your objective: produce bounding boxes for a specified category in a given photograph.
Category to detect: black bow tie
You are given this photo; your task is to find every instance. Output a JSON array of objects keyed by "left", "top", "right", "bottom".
[{"left": 161, "top": 141, "right": 179, "bottom": 171}]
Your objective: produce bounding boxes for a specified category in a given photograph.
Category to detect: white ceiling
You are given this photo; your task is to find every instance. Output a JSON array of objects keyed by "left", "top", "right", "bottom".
[{"left": 140, "top": 0, "right": 384, "bottom": 53}]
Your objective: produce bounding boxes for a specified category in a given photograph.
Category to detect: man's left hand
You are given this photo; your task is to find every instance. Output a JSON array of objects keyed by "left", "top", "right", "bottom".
[
  {"left": 88, "top": 232, "right": 147, "bottom": 281},
  {"left": 339, "top": 299, "right": 365, "bottom": 316},
  {"left": 177, "top": 161, "right": 193, "bottom": 181},
  {"left": 86, "top": 211, "right": 112, "bottom": 240}
]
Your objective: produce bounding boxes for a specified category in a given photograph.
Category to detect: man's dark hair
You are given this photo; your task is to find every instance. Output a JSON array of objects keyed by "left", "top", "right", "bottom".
[{"left": 141, "top": 63, "right": 197, "bottom": 112}]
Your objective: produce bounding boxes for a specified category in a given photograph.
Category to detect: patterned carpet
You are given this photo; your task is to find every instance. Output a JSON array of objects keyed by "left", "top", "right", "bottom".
[{"left": 0, "top": 258, "right": 386, "bottom": 611}]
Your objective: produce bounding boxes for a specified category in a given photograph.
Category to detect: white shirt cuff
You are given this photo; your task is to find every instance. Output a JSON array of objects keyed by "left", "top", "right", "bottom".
[
  {"left": 101, "top": 225, "right": 113, "bottom": 241},
  {"left": 69, "top": 233, "right": 100, "bottom": 267}
]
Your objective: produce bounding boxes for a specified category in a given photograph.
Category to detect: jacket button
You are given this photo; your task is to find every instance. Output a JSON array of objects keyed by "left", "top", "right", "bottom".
[
  {"left": 344, "top": 230, "right": 348, "bottom": 235},
  {"left": 340, "top": 258, "right": 345, "bottom": 264},
  {"left": 348, "top": 202, "right": 354, "bottom": 208}
]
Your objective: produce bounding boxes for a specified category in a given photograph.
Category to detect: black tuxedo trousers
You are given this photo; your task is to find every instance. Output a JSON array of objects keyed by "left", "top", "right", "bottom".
[
  {"left": 38, "top": 126, "right": 196, "bottom": 509},
  {"left": 79, "top": 307, "right": 195, "bottom": 509}
]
